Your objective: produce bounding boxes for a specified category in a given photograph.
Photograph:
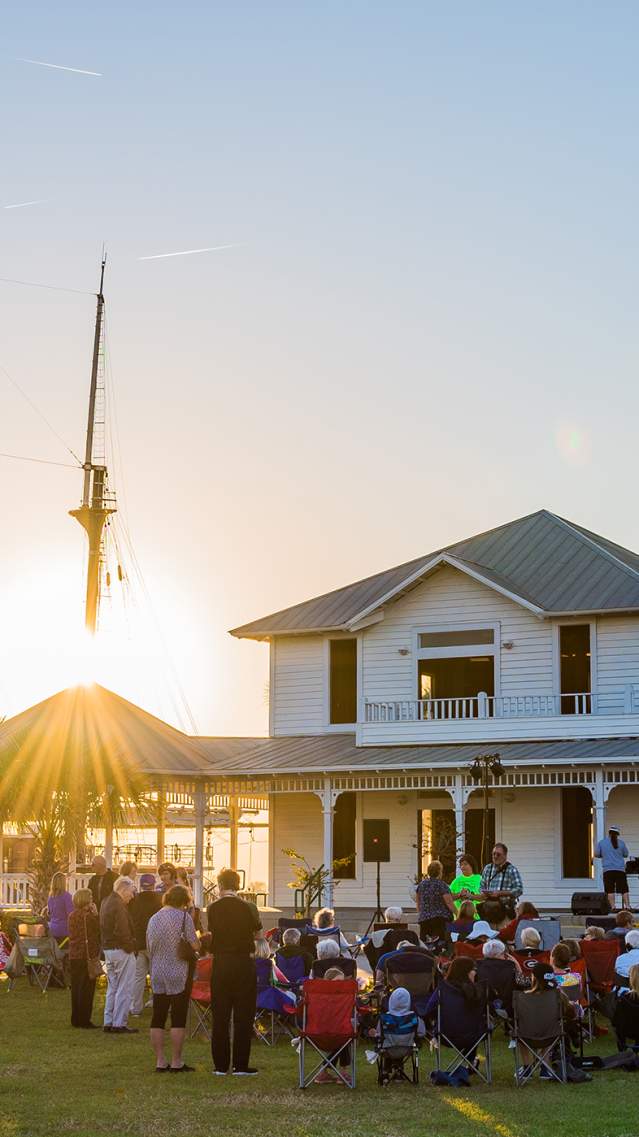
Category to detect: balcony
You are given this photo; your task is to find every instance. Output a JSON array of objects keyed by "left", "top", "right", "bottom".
[{"left": 359, "top": 687, "right": 639, "bottom": 745}]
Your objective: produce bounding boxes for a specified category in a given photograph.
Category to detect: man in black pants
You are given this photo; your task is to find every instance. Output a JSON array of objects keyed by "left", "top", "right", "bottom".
[{"left": 207, "top": 868, "right": 262, "bottom": 1076}]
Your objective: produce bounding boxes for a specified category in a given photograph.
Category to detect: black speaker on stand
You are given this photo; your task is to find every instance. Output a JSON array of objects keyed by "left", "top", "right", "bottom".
[{"left": 363, "top": 820, "right": 390, "bottom": 936}]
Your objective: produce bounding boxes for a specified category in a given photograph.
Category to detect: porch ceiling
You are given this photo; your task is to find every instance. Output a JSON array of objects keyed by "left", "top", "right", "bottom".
[{"left": 195, "top": 733, "right": 639, "bottom": 776}]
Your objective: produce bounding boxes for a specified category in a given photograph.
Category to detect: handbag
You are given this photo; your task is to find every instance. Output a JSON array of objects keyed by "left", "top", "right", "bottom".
[
  {"left": 177, "top": 910, "right": 198, "bottom": 965},
  {"left": 83, "top": 912, "right": 103, "bottom": 980}
]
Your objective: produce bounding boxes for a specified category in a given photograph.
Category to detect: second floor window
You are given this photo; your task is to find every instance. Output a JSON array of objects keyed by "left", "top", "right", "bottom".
[
  {"left": 416, "top": 627, "right": 496, "bottom": 716},
  {"left": 329, "top": 638, "right": 357, "bottom": 724}
]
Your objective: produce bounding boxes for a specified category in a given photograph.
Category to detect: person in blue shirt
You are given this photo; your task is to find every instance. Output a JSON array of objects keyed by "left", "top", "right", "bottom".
[{"left": 595, "top": 826, "right": 631, "bottom": 911}]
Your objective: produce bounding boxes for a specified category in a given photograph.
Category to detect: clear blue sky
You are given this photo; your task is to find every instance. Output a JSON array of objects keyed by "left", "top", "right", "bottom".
[{"left": 2, "top": 2, "right": 639, "bottom": 733}]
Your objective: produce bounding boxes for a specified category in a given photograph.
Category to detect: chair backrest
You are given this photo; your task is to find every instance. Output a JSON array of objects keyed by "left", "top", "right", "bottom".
[
  {"left": 303, "top": 978, "right": 357, "bottom": 1043},
  {"left": 17, "top": 934, "right": 58, "bottom": 964},
  {"left": 475, "top": 958, "right": 517, "bottom": 1005},
  {"left": 514, "top": 950, "right": 550, "bottom": 969},
  {"left": 453, "top": 939, "right": 484, "bottom": 959},
  {"left": 275, "top": 951, "right": 309, "bottom": 983},
  {"left": 438, "top": 979, "right": 487, "bottom": 1043},
  {"left": 306, "top": 924, "right": 342, "bottom": 948},
  {"left": 379, "top": 1011, "right": 419, "bottom": 1051},
  {"left": 311, "top": 956, "right": 357, "bottom": 979},
  {"left": 191, "top": 955, "right": 212, "bottom": 1001},
  {"left": 581, "top": 938, "right": 620, "bottom": 987},
  {"left": 255, "top": 957, "right": 273, "bottom": 990},
  {"left": 513, "top": 989, "right": 563, "bottom": 1039},
  {"left": 514, "top": 919, "right": 561, "bottom": 951},
  {"left": 277, "top": 917, "right": 308, "bottom": 933}
]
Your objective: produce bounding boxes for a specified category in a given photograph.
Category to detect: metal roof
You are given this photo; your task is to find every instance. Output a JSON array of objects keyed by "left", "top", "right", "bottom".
[
  {"left": 195, "top": 733, "right": 639, "bottom": 776},
  {"left": 230, "top": 510, "right": 639, "bottom": 639}
]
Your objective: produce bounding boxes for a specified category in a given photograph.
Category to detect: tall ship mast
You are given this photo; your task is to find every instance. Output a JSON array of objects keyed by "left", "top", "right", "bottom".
[{"left": 69, "top": 257, "right": 116, "bottom": 634}]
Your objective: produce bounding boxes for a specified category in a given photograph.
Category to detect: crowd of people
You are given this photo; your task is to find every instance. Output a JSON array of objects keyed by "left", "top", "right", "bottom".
[{"left": 10, "top": 825, "right": 638, "bottom": 1085}]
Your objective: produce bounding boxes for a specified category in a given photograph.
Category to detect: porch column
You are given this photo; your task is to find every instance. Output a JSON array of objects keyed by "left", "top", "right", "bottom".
[
  {"left": 228, "top": 796, "right": 240, "bottom": 870},
  {"left": 192, "top": 786, "right": 206, "bottom": 908},
  {"left": 104, "top": 788, "right": 114, "bottom": 868},
  {"left": 452, "top": 775, "right": 466, "bottom": 871},
  {"left": 321, "top": 778, "right": 335, "bottom": 909},
  {"left": 156, "top": 787, "right": 166, "bottom": 866},
  {"left": 0, "top": 824, "right": 4, "bottom": 874},
  {"left": 592, "top": 769, "right": 607, "bottom": 888}
]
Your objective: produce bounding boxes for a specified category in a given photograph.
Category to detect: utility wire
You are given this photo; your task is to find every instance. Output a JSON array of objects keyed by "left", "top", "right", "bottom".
[
  {"left": 0, "top": 275, "right": 95, "bottom": 296},
  {"left": 0, "top": 359, "right": 83, "bottom": 464},
  {"left": 0, "top": 450, "right": 80, "bottom": 468}
]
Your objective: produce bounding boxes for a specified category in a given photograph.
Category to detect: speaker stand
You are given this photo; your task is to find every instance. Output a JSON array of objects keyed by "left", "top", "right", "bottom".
[{"left": 364, "top": 860, "right": 385, "bottom": 937}]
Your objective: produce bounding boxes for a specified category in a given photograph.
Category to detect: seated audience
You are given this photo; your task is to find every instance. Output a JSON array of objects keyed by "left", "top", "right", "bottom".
[
  {"left": 312, "top": 907, "right": 351, "bottom": 953},
  {"left": 612, "top": 964, "right": 639, "bottom": 1051},
  {"left": 423, "top": 956, "right": 486, "bottom": 1036},
  {"left": 479, "top": 898, "right": 509, "bottom": 932},
  {"left": 375, "top": 937, "right": 436, "bottom": 985},
  {"left": 311, "top": 938, "right": 340, "bottom": 977},
  {"left": 314, "top": 966, "right": 352, "bottom": 1085},
  {"left": 476, "top": 938, "right": 528, "bottom": 1016},
  {"left": 519, "top": 927, "right": 542, "bottom": 952},
  {"left": 465, "top": 919, "right": 500, "bottom": 945},
  {"left": 560, "top": 939, "right": 582, "bottom": 963},
  {"left": 550, "top": 943, "right": 583, "bottom": 994},
  {"left": 499, "top": 900, "right": 540, "bottom": 944},
  {"left": 516, "top": 962, "right": 577, "bottom": 1076},
  {"left": 605, "top": 911, "right": 635, "bottom": 941},
  {"left": 615, "top": 930, "right": 639, "bottom": 986},
  {"left": 583, "top": 925, "right": 606, "bottom": 941},
  {"left": 448, "top": 900, "right": 477, "bottom": 939},
  {"left": 277, "top": 928, "right": 314, "bottom": 976}
]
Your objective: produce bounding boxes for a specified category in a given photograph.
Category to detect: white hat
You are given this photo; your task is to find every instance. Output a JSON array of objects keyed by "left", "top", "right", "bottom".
[
  {"left": 466, "top": 920, "right": 499, "bottom": 941},
  {"left": 609, "top": 825, "right": 621, "bottom": 834}
]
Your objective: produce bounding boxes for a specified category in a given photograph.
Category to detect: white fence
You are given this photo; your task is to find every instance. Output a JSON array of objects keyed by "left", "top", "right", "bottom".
[
  {"left": 364, "top": 688, "right": 639, "bottom": 723},
  {"left": 0, "top": 873, "right": 92, "bottom": 909}
]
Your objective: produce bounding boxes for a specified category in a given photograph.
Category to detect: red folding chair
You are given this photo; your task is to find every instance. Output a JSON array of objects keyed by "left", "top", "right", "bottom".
[
  {"left": 189, "top": 955, "right": 212, "bottom": 1039},
  {"left": 452, "top": 940, "right": 484, "bottom": 960},
  {"left": 298, "top": 979, "right": 358, "bottom": 1088}
]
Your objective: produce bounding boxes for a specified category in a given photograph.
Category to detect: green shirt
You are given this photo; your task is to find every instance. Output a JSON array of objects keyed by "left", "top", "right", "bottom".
[{"left": 449, "top": 873, "right": 482, "bottom": 912}]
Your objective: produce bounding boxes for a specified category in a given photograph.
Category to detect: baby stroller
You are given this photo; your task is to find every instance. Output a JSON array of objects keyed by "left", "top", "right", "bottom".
[{"left": 376, "top": 989, "right": 419, "bottom": 1086}]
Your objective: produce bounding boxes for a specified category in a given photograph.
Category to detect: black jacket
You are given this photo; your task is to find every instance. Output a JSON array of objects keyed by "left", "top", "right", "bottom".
[
  {"left": 99, "top": 892, "right": 136, "bottom": 953},
  {"left": 88, "top": 869, "right": 118, "bottom": 911},
  {"left": 129, "top": 891, "right": 162, "bottom": 952}
]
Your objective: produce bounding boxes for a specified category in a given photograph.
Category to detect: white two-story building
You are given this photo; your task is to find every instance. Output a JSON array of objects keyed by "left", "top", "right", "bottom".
[
  {"left": 2, "top": 508, "right": 638, "bottom": 915},
  {"left": 221, "top": 509, "right": 639, "bottom": 912}
]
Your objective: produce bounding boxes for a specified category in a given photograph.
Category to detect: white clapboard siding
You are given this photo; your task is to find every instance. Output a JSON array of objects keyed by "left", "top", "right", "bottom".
[
  {"left": 361, "top": 564, "right": 553, "bottom": 706},
  {"left": 596, "top": 615, "right": 639, "bottom": 713},
  {"left": 272, "top": 793, "right": 323, "bottom": 907},
  {"left": 335, "top": 792, "right": 420, "bottom": 909},
  {"left": 271, "top": 636, "right": 326, "bottom": 735}
]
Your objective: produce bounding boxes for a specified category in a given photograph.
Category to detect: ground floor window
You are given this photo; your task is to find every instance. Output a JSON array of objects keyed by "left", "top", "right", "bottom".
[{"left": 561, "top": 786, "right": 593, "bottom": 878}]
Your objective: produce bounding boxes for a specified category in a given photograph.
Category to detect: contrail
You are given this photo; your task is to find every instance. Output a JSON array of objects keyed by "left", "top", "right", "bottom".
[
  {"left": 138, "top": 244, "right": 240, "bottom": 261},
  {"left": 4, "top": 199, "right": 47, "bottom": 210},
  {"left": 18, "top": 58, "right": 102, "bottom": 77}
]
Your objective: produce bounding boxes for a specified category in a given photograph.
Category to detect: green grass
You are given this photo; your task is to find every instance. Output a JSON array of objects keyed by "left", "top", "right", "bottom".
[{"left": 1, "top": 979, "right": 638, "bottom": 1137}]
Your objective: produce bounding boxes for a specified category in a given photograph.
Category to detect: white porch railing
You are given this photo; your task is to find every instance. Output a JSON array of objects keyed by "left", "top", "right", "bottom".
[
  {"left": 364, "top": 687, "right": 639, "bottom": 723},
  {"left": 0, "top": 873, "right": 93, "bottom": 909}
]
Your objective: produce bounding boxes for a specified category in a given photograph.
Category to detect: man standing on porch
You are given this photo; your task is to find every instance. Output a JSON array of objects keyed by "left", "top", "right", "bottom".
[
  {"left": 206, "top": 868, "right": 262, "bottom": 1076},
  {"left": 479, "top": 843, "right": 523, "bottom": 914}
]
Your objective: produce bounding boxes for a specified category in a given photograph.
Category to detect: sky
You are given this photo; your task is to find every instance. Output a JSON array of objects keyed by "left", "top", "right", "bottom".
[{"left": 2, "top": 1, "right": 639, "bottom": 736}]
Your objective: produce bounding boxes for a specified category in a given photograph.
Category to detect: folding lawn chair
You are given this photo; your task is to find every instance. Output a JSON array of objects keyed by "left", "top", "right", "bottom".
[
  {"left": 514, "top": 919, "right": 561, "bottom": 951},
  {"left": 311, "top": 956, "right": 357, "bottom": 979},
  {"left": 254, "top": 957, "right": 297, "bottom": 1046},
  {"left": 385, "top": 952, "right": 436, "bottom": 1018},
  {"left": 433, "top": 979, "right": 492, "bottom": 1084},
  {"left": 581, "top": 938, "right": 621, "bottom": 1030},
  {"left": 188, "top": 955, "right": 212, "bottom": 1039},
  {"left": 8, "top": 929, "right": 66, "bottom": 993},
  {"left": 512, "top": 989, "right": 568, "bottom": 1085},
  {"left": 376, "top": 1009, "right": 419, "bottom": 1086},
  {"left": 452, "top": 940, "right": 484, "bottom": 961},
  {"left": 274, "top": 950, "right": 309, "bottom": 993},
  {"left": 298, "top": 978, "right": 358, "bottom": 1088}
]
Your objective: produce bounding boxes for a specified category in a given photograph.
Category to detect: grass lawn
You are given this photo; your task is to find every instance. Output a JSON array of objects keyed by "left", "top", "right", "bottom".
[{"left": 1, "top": 979, "right": 638, "bottom": 1137}]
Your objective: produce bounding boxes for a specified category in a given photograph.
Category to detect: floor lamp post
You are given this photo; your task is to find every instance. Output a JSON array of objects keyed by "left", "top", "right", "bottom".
[{"left": 469, "top": 752, "right": 505, "bottom": 866}]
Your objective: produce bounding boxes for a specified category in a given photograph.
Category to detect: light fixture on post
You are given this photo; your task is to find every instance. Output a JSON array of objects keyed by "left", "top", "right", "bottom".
[{"left": 469, "top": 752, "right": 505, "bottom": 865}]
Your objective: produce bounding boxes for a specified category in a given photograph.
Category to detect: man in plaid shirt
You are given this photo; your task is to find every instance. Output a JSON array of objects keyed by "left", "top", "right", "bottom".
[{"left": 479, "top": 843, "right": 524, "bottom": 903}]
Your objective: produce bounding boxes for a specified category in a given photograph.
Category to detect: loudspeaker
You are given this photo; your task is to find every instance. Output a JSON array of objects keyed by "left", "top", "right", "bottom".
[
  {"left": 571, "top": 891, "right": 611, "bottom": 916},
  {"left": 363, "top": 819, "right": 390, "bottom": 862},
  {"left": 626, "top": 857, "right": 639, "bottom": 876}
]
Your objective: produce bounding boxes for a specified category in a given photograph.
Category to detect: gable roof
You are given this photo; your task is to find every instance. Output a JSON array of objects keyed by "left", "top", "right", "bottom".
[
  {"left": 0, "top": 684, "right": 212, "bottom": 778},
  {"left": 230, "top": 510, "right": 639, "bottom": 639}
]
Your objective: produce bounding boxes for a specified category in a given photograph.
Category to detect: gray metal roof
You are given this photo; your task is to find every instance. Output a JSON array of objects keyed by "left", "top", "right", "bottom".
[
  {"left": 230, "top": 510, "right": 639, "bottom": 638},
  {"left": 195, "top": 733, "right": 639, "bottom": 776}
]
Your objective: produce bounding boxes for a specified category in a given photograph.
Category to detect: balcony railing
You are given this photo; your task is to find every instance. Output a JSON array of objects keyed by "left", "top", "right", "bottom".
[{"left": 363, "top": 688, "right": 639, "bottom": 723}]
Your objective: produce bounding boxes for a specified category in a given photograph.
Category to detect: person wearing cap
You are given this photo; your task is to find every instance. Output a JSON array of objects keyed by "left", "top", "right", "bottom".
[
  {"left": 595, "top": 826, "right": 631, "bottom": 911},
  {"left": 129, "top": 874, "right": 162, "bottom": 1016}
]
